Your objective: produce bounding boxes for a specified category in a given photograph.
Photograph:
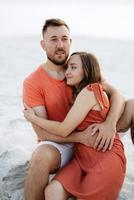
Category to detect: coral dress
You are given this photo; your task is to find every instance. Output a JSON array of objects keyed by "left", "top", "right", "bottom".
[{"left": 54, "top": 83, "right": 126, "bottom": 200}]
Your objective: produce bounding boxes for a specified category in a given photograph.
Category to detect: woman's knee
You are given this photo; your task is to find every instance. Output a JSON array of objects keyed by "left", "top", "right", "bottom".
[
  {"left": 45, "top": 180, "right": 68, "bottom": 199},
  {"left": 45, "top": 181, "right": 59, "bottom": 197}
]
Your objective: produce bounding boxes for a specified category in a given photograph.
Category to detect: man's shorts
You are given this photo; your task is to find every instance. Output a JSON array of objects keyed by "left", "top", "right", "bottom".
[{"left": 38, "top": 141, "right": 74, "bottom": 168}]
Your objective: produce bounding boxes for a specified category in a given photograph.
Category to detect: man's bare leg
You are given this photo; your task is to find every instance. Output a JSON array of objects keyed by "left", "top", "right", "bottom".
[
  {"left": 45, "top": 180, "right": 71, "bottom": 200},
  {"left": 24, "top": 144, "right": 61, "bottom": 200},
  {"left": 117, "top": 98, "right": 134, "bottom": 143}
]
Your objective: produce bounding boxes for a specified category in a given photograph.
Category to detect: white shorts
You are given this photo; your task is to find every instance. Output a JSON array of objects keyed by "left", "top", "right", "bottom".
[{"left": 38, "top": 141, "right": 74, "bottom": 168}]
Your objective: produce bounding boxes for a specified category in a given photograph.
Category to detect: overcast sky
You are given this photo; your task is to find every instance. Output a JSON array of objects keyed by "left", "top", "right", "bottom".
[{"left": 0, "top": 0, "right": 134, "bottom": 39}]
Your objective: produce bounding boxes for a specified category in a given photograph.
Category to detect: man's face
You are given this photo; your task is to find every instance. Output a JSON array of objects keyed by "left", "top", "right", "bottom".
[{"left": 42, "top": 25, "right": 71, "bottom": 65}]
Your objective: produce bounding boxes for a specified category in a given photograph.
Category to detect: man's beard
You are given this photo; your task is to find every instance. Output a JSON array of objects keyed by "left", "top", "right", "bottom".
[
  {"left": 47, "top": 49, "right": 68, "bottom": 65},
  {"left": 47, "top": 55, "right": 68, "bottom": 65}
]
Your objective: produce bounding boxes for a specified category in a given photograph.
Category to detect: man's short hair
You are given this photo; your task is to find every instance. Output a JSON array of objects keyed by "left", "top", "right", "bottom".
[{"left": 42, "top": 18, "right": 70, "bottom": 37}]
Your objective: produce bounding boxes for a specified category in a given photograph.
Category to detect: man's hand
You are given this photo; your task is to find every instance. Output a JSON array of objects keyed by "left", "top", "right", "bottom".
[
  {"left": 90, "top": 121, "right": 116, "bottom": 152},
  {"left": 23, "top": 103, "right": 36, "bottom": 122},
  {"left": 77, "top": 126, "right": 97, "bottom": 147}
]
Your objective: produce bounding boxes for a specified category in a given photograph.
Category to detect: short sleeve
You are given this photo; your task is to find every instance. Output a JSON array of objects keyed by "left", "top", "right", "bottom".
[
  {"left": 23, "top": 79, "right": 45, "bottom": 107},
  {"left": 86, "top": 83, "right": 109, "bottom": 110}
]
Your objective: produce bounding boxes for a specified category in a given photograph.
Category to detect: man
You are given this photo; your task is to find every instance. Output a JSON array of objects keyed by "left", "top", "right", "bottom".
[{"left": 23, "top": 18, "right": 125, "bottom": 200}]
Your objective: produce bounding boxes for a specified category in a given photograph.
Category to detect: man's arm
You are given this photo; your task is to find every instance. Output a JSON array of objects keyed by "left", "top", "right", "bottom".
[
  {"left": 116, "top": 98, "right": 134, "bottom": 145},
  {"left": 34, "top": 124, "right": 97, "bottom": 147},
  {"left": 103, "top": 80, "right": 125, "bottom": 128},
  {"left": 117, "top": 99, "right": 134, "bottom": 132},
  {"left": 90, "top": 79, "right": 125, "bottom": 152},
  {"left": 23, "top": 79, "right": 96, "bottom": 147},
  {"left": 30, "top": 105, "right": 97, "bottom": 147}
]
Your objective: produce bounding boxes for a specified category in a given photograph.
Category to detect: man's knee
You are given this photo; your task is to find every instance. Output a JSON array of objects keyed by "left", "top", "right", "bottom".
[{"left": 30, "top": 144, "right": 61, "bottom": 172}]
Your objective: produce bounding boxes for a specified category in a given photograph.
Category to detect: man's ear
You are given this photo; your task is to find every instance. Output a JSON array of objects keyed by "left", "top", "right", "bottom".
[
  {"left": 70, "top": 38, "right": 72, "bottom": 45},
  {"left": 40, "top": 40, "right": 46, "bottom": 51}
]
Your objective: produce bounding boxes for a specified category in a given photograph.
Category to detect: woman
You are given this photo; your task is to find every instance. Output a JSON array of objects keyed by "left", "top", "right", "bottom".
[{"left": 24, "top": 52, "right": 126, "bottom": 200}]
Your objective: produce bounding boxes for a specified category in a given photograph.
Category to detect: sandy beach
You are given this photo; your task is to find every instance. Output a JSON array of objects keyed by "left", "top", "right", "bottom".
[{"left": 0, "top": 35, "right": 134, "bottom": 199}]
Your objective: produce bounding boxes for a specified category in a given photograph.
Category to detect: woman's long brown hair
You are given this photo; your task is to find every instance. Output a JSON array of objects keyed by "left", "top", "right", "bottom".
[{"left": 70, "top": 52, "right": 102, "bottom": 95}]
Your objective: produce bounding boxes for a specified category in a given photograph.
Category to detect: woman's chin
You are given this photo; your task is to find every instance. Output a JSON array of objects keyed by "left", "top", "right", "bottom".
[{"left": 66, "top": 81, "right": 74, "bottom": 86}]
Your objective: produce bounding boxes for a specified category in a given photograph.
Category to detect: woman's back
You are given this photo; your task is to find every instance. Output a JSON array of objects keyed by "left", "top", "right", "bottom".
[{"left": 77, "top": 83, "right": 110, "bottom": 131}]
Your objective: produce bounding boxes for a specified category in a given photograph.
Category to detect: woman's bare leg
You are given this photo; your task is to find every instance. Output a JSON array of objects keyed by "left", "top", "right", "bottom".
[{"left": 45, "top": 180, "right": 71, "bottom": 200}]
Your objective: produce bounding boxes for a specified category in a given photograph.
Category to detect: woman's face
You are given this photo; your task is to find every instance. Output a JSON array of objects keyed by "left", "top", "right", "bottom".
[{"left": 65, "top": 54, "right": 85, "bottom": 87}]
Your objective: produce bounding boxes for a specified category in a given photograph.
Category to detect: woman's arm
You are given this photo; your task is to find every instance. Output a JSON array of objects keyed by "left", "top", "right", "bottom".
[
  {"left": 24, "top": 105, "right": 96, "bottom": 147},
  {"left": 24, "top": 88, "right": 97, "bottom": 137}
]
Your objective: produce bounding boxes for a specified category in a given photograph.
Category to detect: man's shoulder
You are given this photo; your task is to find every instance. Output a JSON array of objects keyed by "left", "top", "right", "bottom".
[{"left": 24, "top": 65, "right": 42, "bottom": 84}]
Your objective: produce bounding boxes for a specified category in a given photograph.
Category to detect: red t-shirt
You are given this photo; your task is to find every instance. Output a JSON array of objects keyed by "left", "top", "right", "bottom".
[{"left": 23, "top": 66, "right": 72, "bottom": 122}]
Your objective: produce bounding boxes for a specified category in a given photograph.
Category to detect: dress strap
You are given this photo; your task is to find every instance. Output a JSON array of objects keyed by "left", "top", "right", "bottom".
[{"left": 86, "top": 83, "right": 109, "bottom": 110}]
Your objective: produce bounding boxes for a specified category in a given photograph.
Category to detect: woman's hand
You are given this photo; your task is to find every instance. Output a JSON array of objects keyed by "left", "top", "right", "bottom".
[
  {"left": 23, "top": 103, "right": 36, "bottom": 122},
  {"left": 90, "top": 121, "right": 116, "bottom": 152}
]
